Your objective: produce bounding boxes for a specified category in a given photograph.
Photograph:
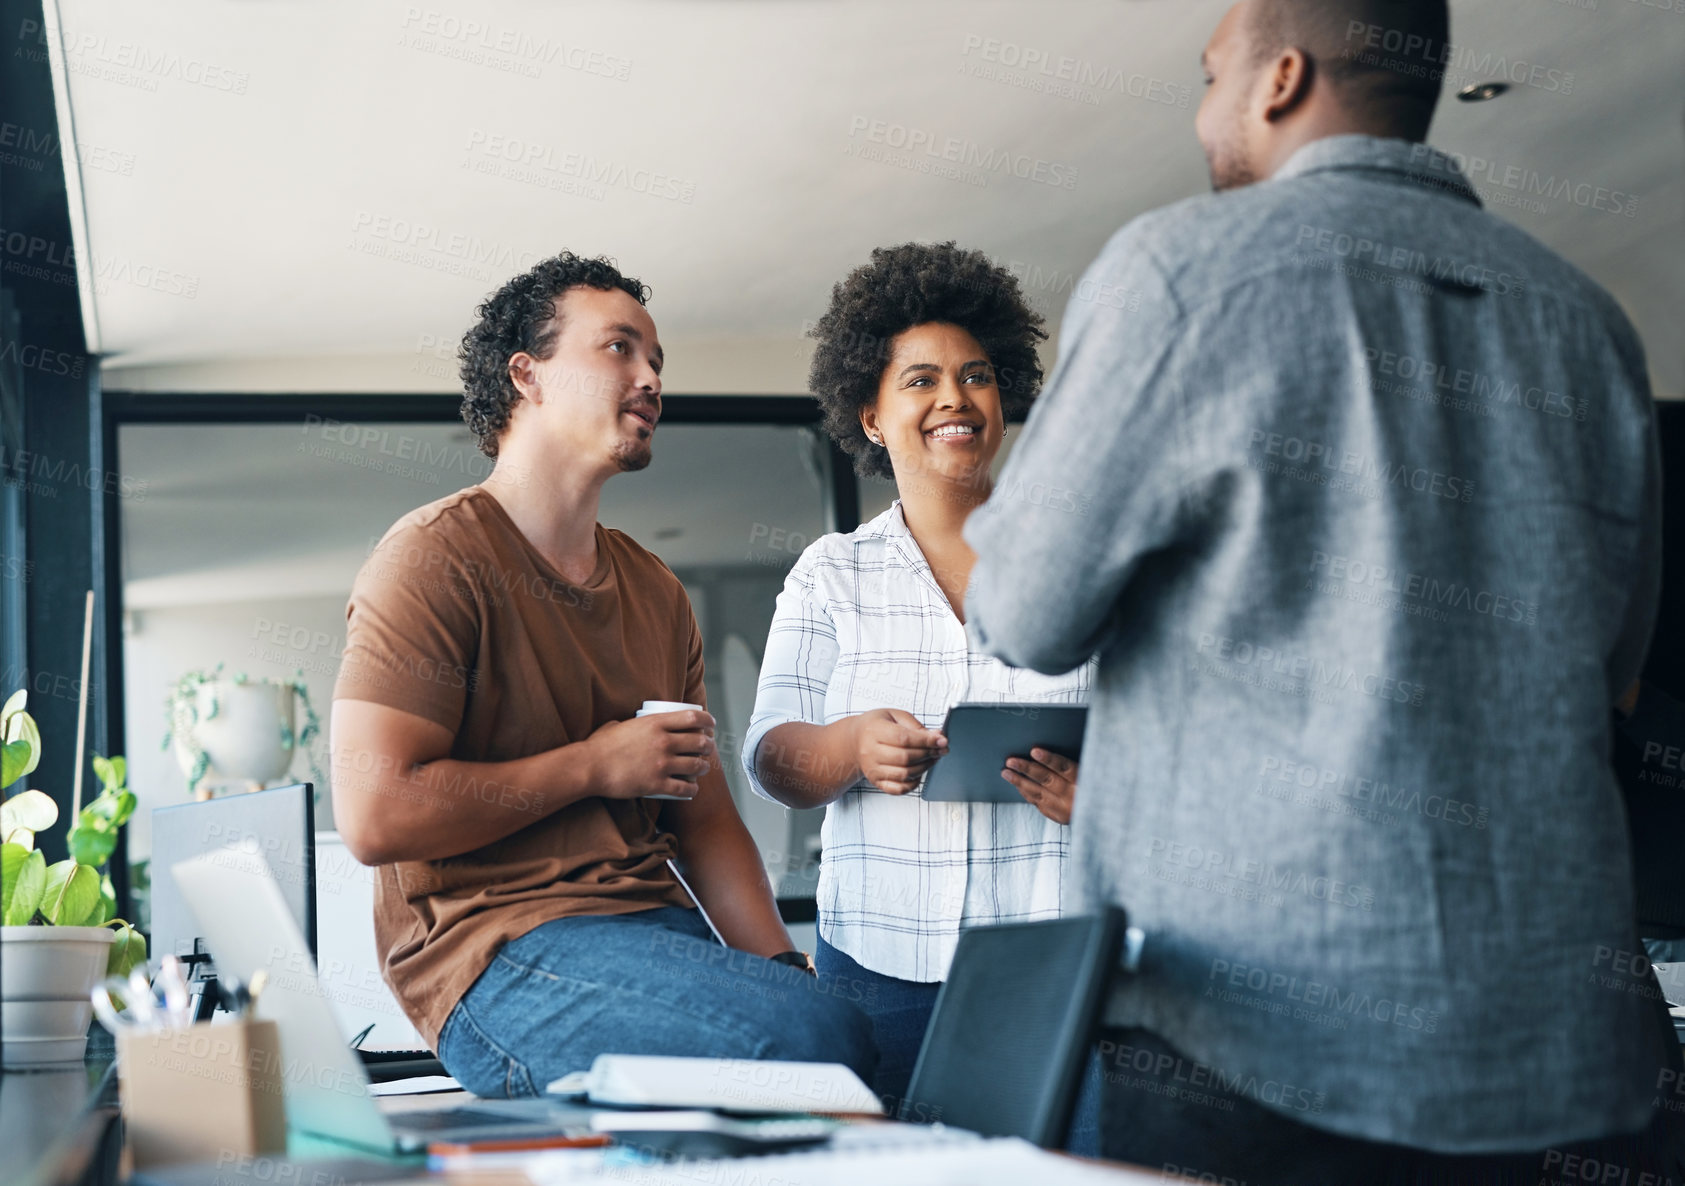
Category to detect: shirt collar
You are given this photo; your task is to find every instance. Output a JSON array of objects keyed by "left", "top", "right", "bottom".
[
  {"left": 872, "top": 501, "right": 919, "bottom": 564},
  {"left": 1272, "top": 134, "right": 1482, "bottom": 208},
  {"left": 871, "top": 500, "right": 945, "bottom": 585},
  {"left": 879, "top": 500, "right": 911, "bottom": 537}
]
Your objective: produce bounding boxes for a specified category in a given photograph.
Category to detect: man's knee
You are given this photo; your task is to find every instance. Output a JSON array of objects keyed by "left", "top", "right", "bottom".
[{"left": 767, "top": 993, "right": 878, "bottom": 1081}]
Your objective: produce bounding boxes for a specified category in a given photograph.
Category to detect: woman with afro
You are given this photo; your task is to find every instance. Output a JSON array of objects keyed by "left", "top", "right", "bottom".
[{"left": 741, "top": 241, "right": 1097, "bottom": 1135}]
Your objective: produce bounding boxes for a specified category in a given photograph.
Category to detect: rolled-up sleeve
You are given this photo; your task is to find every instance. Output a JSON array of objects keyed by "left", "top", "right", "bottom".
[
  {"left": 964, "top": 220, "right": 1192, "bottom": 674},
  {"left": 742, "top": 547, "right": 839, "bottom": 802}
]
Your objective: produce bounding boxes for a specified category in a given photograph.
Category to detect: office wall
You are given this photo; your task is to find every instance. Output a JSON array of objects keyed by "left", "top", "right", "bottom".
[
  {"left": 122, "top": 592, "right": 346, "bottom": 865},
  {"left": 120, "top": 574, "right": 822, "bottom": 902}
]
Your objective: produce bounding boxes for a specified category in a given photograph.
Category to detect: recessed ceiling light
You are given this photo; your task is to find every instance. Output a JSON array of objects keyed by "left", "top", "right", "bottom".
[{"left": 1456, "top": 81, "right": 1510, "bottom": 103}]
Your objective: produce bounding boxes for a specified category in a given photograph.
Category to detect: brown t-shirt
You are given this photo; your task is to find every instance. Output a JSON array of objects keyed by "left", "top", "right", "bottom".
[{"left": 333, "top": 486, "right": 695, "bottom": 1048}]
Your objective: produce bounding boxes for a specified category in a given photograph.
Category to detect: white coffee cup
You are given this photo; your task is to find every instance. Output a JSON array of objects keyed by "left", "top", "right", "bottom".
[
  {"left": 636, "top": 700, "right": 704, "bottom": 718},
  {"left": 636, "top": 701, "right": 707, "bottom": 799}
]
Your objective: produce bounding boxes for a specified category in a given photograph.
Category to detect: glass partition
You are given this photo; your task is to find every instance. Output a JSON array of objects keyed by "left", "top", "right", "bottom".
[{"left": 117, "top": 417, "right": 834, "bottom": 928}]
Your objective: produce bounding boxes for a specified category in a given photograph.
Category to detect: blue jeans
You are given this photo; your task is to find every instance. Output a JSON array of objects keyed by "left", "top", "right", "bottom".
[
  {"left": 438, "top": 907, "right": 877, "bottom": 1098},
  {"left": 813, "top": 931, "right": 1102, "bottom": 1155},
  {"left": 812, "top": 933, "right": 940, "bottom": 1109}
]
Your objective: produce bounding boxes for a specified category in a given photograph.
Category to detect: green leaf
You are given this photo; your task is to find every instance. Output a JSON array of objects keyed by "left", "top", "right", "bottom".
[
  {"left": 1, "top": 789, "right": 58, "bottom": 841},
  {"left": 106, "top": 920, "right": 146, "bottom": 979},
  {"left": 3, "top": 847, "right": 46, "bottom": 926},
  {"left": 92, "top": 876, "right": 115, "bottom": 926},
  {"left": 19, "top": 714, "right": 40, "bottom": 779},
  {"left": 2, "top": 741, "right": 29, "bottom": 791},
  {"left": 2, "top": 841, "right": 27, "bottom": 919},
  {"left": 83, "top": 794, "right": 119, "bottom": 823},
  {"left": 0, "top": 708, "right": 40, "bottom": 783},
  {"left": 41, "top": 860, "right": 100, "bottom": 927},
  {"left": 82, "top": 788, "right": 136, "bottom": 829},
  {"left": 67, "top": 823, "right": 117, "bottom": 869},
  {"left": 91, "top": 755, "right": 115, "bottom": 791}
]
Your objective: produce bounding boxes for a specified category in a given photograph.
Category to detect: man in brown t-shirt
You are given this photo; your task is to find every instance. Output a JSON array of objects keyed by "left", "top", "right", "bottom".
[{"left": 331, "top": 252, "right": 875, "bottom": 1097}]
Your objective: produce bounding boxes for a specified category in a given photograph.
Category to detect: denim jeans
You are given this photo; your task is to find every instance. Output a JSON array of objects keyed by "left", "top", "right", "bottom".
[
  {"left": 813, "top": 931, "right": 1102, "bottom": 1155},
  {"left": 812, "top": 932, "right": 940, "bottom": 1108},
  {"left": 437, "top": 907, "right": 877, "bottom": 1098}
]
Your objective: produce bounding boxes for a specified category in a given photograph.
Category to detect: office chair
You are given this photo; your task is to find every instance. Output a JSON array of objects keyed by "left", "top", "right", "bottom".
[{"left": 902, "top": 908, "right": 1126, "bottom": 1148}]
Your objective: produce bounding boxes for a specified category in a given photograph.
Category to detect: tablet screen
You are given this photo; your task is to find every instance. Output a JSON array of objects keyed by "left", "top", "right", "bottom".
[{"left": 919, "top": 702, "right": 1088, "bottom": 803}]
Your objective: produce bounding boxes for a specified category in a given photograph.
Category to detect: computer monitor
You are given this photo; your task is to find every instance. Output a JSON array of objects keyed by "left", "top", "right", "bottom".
[{"left": 148, "top": 782, "right": 316, "bottom": 978}]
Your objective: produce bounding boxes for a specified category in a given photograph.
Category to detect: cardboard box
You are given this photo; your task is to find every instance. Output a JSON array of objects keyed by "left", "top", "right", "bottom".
[{"left": 117, "top": 1019, "right": 287, "bottom": 1169}]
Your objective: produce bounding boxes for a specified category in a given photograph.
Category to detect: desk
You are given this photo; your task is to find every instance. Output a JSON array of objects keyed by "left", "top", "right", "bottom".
[
  {"left": 6, "top": 1051, "right": 1176, "bottom": 1185},
  {"left": 366, "top": 1091, "right": 1172, "bottom": 1185},
  {"left": 0, "top": 1053, "right": 122, "bottom": 1186}
]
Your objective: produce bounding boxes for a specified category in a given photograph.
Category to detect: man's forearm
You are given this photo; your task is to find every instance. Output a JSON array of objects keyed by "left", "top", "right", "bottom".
[
  {"left": 683, "top": 831, "right": 794, "bottom": 958},
  {"left": 752, "top": 720, "right": 861, "bottom": 809},
  {"left": 331, "top": 740, "right": 601, "bottom": 864},
  {"left": 675, "top": 797, "right": 795, "bottom": 958}
]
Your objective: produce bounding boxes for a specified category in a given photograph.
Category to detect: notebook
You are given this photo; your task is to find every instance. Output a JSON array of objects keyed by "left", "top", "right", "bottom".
[{"left": 546, "top": 1054, "right": 885, "bottom": 1115}]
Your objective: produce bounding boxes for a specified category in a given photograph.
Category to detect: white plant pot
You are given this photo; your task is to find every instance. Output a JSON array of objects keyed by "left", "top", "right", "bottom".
[
  {"left": 190, "top": 679, "right": 297, "bottom": 788},
  {"left": 1, "top": 925, "right": 116, "bottom": 1068},
  {"left": 3, "top": 998, "right": 93, "bottom": 1035}
]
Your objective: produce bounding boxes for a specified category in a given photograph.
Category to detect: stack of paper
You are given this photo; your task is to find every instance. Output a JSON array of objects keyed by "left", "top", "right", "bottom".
[
  {"left": 547, "top": 1055, "right": 884, "bottom": 1115},
  {"left": 513, "top": 1131, "right": 1172, "bottom": 1185}
]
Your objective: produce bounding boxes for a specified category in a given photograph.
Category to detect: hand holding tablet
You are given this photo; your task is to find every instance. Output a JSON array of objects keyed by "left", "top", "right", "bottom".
[
  {"left": 851, "top": 707, "right": 949, "bottom": 794},
  {"left": 918, "top": 703, "right": 1087, "bottom": 806},
  {"left": 1001, "top": 747, "right": 1080, "bottom": 824}
]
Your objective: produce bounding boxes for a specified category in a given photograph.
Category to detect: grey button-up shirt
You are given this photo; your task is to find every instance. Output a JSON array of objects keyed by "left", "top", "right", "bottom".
[{"left": 964, "top": 135, "right": 1664, "bottom": 1153}]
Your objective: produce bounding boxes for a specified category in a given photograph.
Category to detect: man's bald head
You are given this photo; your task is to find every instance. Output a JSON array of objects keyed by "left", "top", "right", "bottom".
[
  {"left": 1245, "top": 0, "right": 1449, "bottom": 140},
  {"left": 1195, "top": 0, "right": 1450, "bottom": 191}
]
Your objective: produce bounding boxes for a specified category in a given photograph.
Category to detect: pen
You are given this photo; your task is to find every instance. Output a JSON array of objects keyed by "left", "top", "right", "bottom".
[{"left": 427, "top": 1133, "right": 610, "bottom": 1157}]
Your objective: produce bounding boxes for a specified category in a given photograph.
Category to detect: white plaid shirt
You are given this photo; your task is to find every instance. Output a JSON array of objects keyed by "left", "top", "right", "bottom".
[{"left": 744, "top": 502, "right": 1092, "bottom": 982}]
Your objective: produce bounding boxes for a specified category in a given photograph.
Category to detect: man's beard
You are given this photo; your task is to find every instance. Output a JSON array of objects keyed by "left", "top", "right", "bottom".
[
  {"left": 611, "top": 393, "right": 654, "bottom": 472},
  {"left": 611, "top": 437, "right": 652, "bottom": 472}
]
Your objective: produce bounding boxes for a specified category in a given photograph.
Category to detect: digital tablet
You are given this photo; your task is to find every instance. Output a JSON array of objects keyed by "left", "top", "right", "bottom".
[{"left": 919, "top": 702, "right": 1088, "bottom": 803}]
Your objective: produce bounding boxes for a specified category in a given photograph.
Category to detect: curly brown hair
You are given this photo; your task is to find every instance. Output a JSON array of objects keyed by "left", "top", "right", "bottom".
[
  {"left": 807, "top": 241, "right": 1047, "bottom": 480},
  {"left": 458, "top": 252, "right": 650, "bottom": 458}
]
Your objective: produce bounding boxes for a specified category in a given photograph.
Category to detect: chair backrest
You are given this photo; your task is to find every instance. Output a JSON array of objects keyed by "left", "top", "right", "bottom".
[{"left": 903, "top": 908, "right": 1125, "bottom": 1148}]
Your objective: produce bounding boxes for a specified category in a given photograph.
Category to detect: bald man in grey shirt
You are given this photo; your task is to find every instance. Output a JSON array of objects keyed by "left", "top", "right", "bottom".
[{"left": 965, "top": 1, "right": 1676, "bottom": 1182}]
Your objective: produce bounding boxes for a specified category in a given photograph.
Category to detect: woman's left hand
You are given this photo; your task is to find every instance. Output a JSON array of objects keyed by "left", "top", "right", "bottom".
[{"left": 1002, "top": 748, "right": 1078, "bottom": 825}]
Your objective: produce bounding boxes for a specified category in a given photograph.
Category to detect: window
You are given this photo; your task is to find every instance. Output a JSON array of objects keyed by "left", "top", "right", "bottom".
[{"left": 114, "top": 401, "right": 851, "bottom": 927}]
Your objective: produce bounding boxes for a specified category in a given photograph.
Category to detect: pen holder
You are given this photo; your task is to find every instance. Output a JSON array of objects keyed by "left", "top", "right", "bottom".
[{"left": 116, "top": 1018, "right": 287, "bottom": 1170}]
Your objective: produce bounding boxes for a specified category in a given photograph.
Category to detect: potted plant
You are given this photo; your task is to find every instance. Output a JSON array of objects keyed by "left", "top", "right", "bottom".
[
  {"left": 2, "top": 690, "right": 147, "bottom": 1068},
  {"left": 163, "top": 664, "right": 324, "bottom": 799}
]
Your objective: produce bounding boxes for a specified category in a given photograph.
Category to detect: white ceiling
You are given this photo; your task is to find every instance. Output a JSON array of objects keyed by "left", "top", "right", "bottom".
[{"left": 48, "top": 0, "right": 1684, "bottom": 397}]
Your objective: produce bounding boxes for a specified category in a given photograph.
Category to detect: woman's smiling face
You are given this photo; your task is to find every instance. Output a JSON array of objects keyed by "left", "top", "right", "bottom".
[{"left": 859, "top": 321, "right": 1004, "bottom": 494}]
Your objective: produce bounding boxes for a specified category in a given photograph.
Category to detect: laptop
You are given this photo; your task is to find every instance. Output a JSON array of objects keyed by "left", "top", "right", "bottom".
[{"left": 170, "top": 850, "right": 591, "bottom": 1153}]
